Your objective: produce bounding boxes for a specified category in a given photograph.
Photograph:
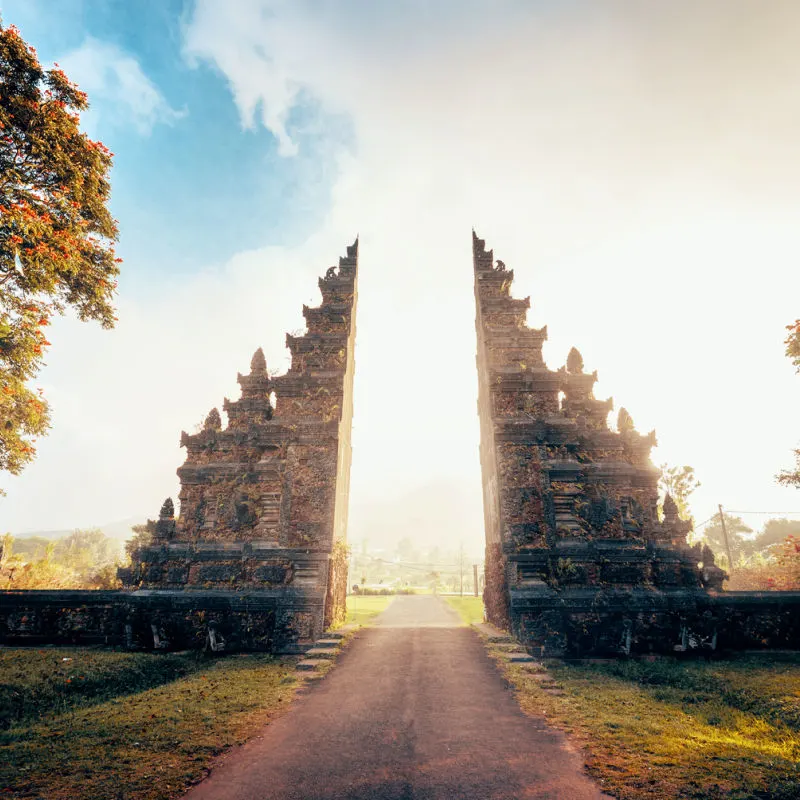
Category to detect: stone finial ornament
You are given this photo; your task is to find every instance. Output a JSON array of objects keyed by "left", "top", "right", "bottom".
[
  {"left": 159, "top": 497, "right": 175, "bottom": 519},
  {"left": 617, "top": 407, "right": 635, "bottom": 433},
  {"left": 250, "top": 347, "right": 267, "bottom": 374},
  {"left": 566, "top": 347, "right": 584, "bottom": 375},
  {"left": 203, "top": 407, "right": 222, "bottom": 431},
  {"left": 663, "top": 492, "right": 679, "bottom": 522}
]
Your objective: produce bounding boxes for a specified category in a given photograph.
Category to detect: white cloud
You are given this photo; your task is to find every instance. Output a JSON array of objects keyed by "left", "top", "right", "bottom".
[
  {"left": 59, "top": 37, "right": 185, "bottom": 136},
  {"left": 3, "top": 2, "right": 800, "bottom": 548},
  {"left": 181, "top": 0, "right": 800, "bottom": 540}
]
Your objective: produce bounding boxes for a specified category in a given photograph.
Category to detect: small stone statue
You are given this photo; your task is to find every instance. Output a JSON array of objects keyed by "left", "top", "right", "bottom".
[
  {"left": 325, "top": 266, "right": 337, "bottom": 279},
  {"left": 495, "top": 259, "right": 506, "bottom": 272}
]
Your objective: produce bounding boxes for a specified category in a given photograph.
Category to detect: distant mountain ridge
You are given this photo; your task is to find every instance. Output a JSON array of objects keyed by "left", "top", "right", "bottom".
[{"left": 12, "top": 516, "right": 146, "bottom": 543}]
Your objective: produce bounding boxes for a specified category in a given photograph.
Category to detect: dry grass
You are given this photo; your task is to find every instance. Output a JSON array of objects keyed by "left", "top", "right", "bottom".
[{"left": 493, "top": 649, "right": 800, "bottom": 800}]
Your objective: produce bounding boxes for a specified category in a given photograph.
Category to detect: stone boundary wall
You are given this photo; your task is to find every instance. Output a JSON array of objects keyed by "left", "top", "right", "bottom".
[
  {"left": 2, "top": 587, "right": 799, "bottom": 656},
  {"left": 513, "top": 588, "right": 800, "bottom": 657},
  {"left": 0, "top": 588, "right": 322, "bottom": 653}
]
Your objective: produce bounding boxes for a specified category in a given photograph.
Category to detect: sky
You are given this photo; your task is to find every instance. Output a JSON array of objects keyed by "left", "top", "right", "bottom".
[{"left": 1, "top": 0, "right": 799, "bottom": 554}]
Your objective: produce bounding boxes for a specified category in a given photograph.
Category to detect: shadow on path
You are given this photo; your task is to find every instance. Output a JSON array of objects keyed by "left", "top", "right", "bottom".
[{"left": 184, "top": 595, "right": 608, "bottom": 800}]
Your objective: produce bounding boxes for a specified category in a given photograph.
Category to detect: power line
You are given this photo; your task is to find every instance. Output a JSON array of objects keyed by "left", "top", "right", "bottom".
[{"left": 726, "top": 510, "right": 800, "bottom": 515}]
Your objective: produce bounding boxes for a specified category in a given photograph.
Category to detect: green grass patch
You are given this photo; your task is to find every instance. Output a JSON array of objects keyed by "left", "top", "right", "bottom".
[
  {"left": 0, "top": 647, "right": 204, "bottom": 728},
  {"left": 443, "top": 595, "right": 485, "bottom": 626},
  {"left": 344, "top": 594, "right": 393, "bottom": 626},
  {"left": 0, "top": 648, "right": 297, "bottom": 800},
  {"left": 496, "top": 651, "right": 800, "bottom": 800}
]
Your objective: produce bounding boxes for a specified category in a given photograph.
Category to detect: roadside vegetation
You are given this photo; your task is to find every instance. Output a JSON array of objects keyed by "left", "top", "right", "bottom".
[
  {"left": 0, "top": 528, "right": 124, "bottom": 589},
  {"left": 343, "top": 594, "right": 393, "bottom": 627},
  {"left": 0, "top": 647, "right": 296, "bottom": 800},
  {"left": 495, "top": 650, "right": 800, "bottom": 800},
  {"left": 443, "top": 595, "right": 485, "bottom": 626}
]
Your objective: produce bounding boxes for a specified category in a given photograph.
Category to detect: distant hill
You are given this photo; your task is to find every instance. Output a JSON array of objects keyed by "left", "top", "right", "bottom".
[
  {"left": 12, "top": 516, "right": 146, "bottom": 544},
  {"left": 348, "top": 479, "right": 484, "bottom": 556}
]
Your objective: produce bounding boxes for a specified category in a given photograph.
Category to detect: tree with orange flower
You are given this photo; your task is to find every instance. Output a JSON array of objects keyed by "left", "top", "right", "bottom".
[{"left": 0, "top": 20, "right": 120, "bottom": 480}]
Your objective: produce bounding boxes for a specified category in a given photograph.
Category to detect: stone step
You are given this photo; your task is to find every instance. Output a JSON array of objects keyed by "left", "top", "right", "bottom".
[
  {"left": 473, "top": 622, "right": 515, "bottom": 644},
  {"left": 493, "top": 643, "right": 520, "bottom": 651},
  {"left": 305, "top": 647, "right": 339, "bottom": 658},
  {"left": 314, "top": 639, "right": 343, "bottom": 648},
  {"left": 296, "top": 658, "right": 332, "bottom": 671},
  {"left": 505, "top": 652, "right": 535, "bottom": 663}
]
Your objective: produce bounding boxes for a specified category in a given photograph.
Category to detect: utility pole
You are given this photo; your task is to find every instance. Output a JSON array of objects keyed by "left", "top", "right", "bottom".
[
  {"left": 473, "top": 564, "right": 479, "bottom": 597},
  {"left": 459, "top": 544, "right": 464, "bottom": 597},
  {"left": 718, "top": 504, "right": 734, "bottom": 573}
]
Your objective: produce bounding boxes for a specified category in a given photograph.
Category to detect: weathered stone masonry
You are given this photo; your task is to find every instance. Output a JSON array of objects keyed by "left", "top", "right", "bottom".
[
  {"left": 473, "top": 230, "right": 800, "bottom": 655},
  {"left": 1, "top": 239, "right": 358, "bottom": 652}
]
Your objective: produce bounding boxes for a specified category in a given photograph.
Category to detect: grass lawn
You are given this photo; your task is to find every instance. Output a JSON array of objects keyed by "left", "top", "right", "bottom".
[
  {"left": 443, "top": 595, "right": 485, "bottom": 626},
  {"left": 494, "top": 651, "right": 800, "bottom": 800},
  {"left": 0, "top": 647, "right": 297, "bottom": 800},
  {"left": 343, "top": 594, "right": 394, "bottom": 627}
]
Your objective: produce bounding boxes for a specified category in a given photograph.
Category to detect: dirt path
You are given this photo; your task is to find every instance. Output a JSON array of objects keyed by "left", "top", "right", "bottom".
[{"left": 184, "top": 595, "right": 607, "bottom": 799}]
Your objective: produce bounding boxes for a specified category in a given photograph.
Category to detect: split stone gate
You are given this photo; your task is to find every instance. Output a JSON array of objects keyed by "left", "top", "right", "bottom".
[{"left": 2, "top": 233, "right": 800, "bottom": 655}]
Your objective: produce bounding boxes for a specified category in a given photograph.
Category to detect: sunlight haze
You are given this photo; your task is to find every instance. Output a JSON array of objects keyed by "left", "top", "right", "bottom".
[{"left": 1, "top": 0, "right": 799, "bottom": 554}]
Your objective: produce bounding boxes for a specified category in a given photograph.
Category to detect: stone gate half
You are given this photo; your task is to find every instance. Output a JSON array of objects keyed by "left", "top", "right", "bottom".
[
  {"left": 118, "top": 237, "right": 359, "bottom": 648},
  {"left": 473, "top": 230, "right": 800, "bottom": 655},
  {"left": 0, "top": 238, "right": 358, "bottom": 653}
]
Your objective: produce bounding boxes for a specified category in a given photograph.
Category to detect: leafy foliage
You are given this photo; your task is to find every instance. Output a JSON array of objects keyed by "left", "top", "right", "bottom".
[
  {"left": 0, "top": 22, "right": 119, "bottom": 478},
  {"left": 726, "top": 520, "right": 800, "bottom": 590},
  {"left": 778, "top": 320, "right": 799, "bottom": 487},
  {"left": 0, "top": 527, "right": 122, "bottom": 588},
  {"left": 775, "top": 534, "right": 800, "bottom": 584},
  {"left": 124, "top": 519, "right": 155, "bottom": 560},
  {"left": 748, "top": 517, "right": 800, "bottom": 554},
  {"left": 786, "top": 318, "right": 800, "bottom": 373},
  {"left": 777, "top": 449, "right": 800, "bottom": 489},
  {"left": 702, "top": 513, "right": 753, "bottom": 567},
  {"left": 658, "top": 464, "right": 700, "bottom": 524}
]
